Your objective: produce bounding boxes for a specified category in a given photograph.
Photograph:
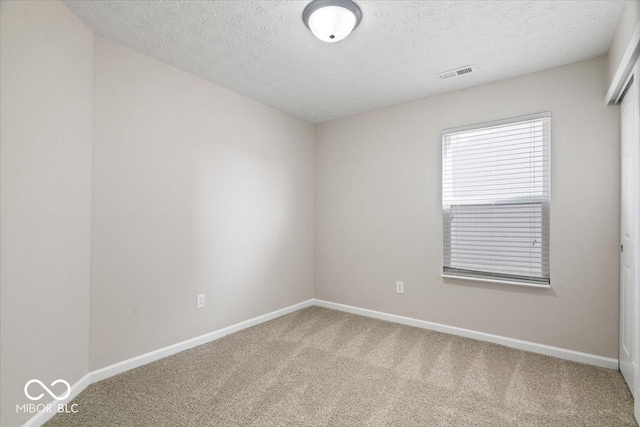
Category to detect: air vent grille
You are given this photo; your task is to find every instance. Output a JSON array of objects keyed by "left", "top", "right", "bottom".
[{"left": 438, "top": 65, "right": 476, "bottom": 80}]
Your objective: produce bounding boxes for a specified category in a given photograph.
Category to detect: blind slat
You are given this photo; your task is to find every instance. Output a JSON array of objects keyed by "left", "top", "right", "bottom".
[
  {"left": 445, "top": 149, "right": 546, "bottom": 162},
  {"left": 442, "top": 114, "right": 550, "bottom": 285}
]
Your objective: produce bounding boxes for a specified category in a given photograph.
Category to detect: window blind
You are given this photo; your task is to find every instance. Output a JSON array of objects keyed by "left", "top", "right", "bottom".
[{"left": 442, "top": 112, "right": 551, "bottom": 286}]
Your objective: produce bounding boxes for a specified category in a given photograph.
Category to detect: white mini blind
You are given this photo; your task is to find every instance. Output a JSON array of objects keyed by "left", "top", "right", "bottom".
[{"left": 442, "top": 112, "right": 551, "bottom": 286}]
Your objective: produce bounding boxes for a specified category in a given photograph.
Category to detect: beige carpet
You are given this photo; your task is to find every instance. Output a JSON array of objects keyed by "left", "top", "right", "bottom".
[{"left": 47, "top": 306, "right": 635, "bottom": 426}]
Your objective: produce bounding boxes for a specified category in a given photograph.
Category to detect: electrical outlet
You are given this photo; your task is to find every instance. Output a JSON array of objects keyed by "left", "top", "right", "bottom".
[
  {"left": 396, "top": 281, "right": 404, "bottom": 294},
  {"left": 196, "top": 294, "right": 205, "bottom": 309}
]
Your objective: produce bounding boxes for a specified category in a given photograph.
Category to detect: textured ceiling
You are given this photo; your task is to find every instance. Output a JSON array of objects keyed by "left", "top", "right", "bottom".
[{"left": 65, "top": 1, "right": 624, "bottom": 123}]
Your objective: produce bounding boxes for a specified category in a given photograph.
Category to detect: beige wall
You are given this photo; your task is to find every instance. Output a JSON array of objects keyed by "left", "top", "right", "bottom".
[
  {"left": 608, "top": 0, "right": 640, "bottom": 87},
  {"left": 315, "top": 56, "right": 620, "bottom": 359},
  {"left": 90, "top": 37, "right": 315, "bottom": 370},
  {"left": 0, "top": 1, "right": 93, "bottom": 426},
  {"left": 0, "top": 3, "right": 624, "bottom": 425}
]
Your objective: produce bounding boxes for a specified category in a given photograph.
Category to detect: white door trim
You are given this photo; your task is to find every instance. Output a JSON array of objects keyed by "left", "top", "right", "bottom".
[{"left": 606, "top": 21, "right": 640, "bottom": 105}]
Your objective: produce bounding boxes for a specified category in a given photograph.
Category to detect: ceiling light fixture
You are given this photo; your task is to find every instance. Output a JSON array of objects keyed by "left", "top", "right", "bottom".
[{"left": 302, "top": 0, "right": 362, "bottom": 43}]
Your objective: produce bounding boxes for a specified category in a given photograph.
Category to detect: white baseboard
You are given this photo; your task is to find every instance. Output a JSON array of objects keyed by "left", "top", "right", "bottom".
[
  {"left": 22, "top": 299, "right": 313, "bottom": 427},
  {"left": 90, "top": 299, "right": 314, "bottom": 383},
  {"left": 22, "top": 373, "right": 91, "bottom": 427},
  {"left": 313, "top": 299, "right": 618, "bottom": 369},
  {"left": 21, "top": 296, "right": 618, "bottom": 426}
]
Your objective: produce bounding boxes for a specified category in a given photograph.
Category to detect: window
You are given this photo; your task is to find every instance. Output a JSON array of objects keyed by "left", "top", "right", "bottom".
[{"left": 442, "top": 112, "right": 551, "bottom": 287}]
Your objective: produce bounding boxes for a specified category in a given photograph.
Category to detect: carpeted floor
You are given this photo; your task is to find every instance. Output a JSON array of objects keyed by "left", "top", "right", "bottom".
[{"left": 47, "top": 306, "right": 636, "bottom": 426}]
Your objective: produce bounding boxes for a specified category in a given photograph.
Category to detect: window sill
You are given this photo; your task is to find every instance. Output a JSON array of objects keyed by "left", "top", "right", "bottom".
[{"left": 441, "top": 274, "right": 551, "bottom": 289}]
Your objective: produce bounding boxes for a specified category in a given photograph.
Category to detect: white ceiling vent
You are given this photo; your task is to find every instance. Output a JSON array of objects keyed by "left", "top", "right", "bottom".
[{"left": 438, "top": 65, "right": 476, "bottom": 80}]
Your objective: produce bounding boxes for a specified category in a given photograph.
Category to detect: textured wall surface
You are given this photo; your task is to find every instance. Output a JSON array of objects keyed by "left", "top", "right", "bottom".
[
  {"left": 90, "top": 36, "right": 315, "bottom": 370},
  {"left": 315, "top": 56, "right": 621, "bottom": 359},
  {"left": 0, "top": 2, "right": 94, "bottom": 426},
  {"left": 65, "top": 0, "right": 623, "bottom": 123}
]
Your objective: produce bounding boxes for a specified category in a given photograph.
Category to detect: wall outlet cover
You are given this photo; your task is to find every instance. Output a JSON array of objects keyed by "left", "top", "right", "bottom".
[{"left": 196, "top": 294, "right": 205, "bottom": 309}]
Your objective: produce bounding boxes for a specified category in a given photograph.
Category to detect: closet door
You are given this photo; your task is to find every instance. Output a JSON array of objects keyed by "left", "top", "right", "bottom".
[{"left": 620, "top": 70, "right": 639, "bottom": 399}]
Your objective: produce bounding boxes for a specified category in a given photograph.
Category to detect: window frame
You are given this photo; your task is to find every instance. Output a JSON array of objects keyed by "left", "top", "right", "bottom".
[{"left": 441, "top": 112, "right": 552, "bottom": 289}]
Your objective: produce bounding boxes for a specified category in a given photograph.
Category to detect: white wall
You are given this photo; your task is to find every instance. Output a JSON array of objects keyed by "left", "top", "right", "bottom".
[
  {"left": 315, "top": 56, "right": 620, "bottom": 359},
  {"left": 90, "top": 37, "right": 315, "bottom": 370},
  {"left": 0, "top": 2, "right": 93, "bottom": 426}
]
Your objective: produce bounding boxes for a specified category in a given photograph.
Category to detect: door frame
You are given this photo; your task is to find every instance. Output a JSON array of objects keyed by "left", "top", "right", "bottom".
[{"left": 606, "top": 22, "right": 640, "bottom": 106}]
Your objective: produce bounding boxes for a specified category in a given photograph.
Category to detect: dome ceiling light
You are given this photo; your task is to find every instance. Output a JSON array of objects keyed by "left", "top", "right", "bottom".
[{"left": 302, "top": 0, "right": 362, "bottom": 43}]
